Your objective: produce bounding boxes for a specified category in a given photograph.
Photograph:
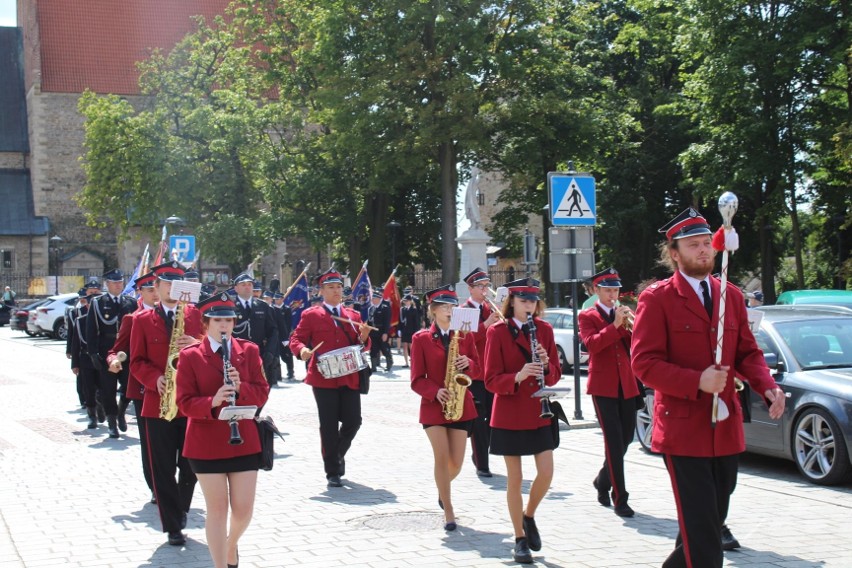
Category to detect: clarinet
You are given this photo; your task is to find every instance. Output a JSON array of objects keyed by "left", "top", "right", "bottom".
[
  {"left": 527, "top": 314, "right": 554, "bottom": 419},
  {"left": 221, "top": 332, "right": 244, "bottom": 445}
]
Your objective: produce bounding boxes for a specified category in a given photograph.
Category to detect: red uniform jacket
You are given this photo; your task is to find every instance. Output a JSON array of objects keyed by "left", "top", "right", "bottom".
[
  {"left": 107, "top": 302, "right": 149, "bottom": 401},
  {"left": 578, "top": 305, "right": 640, "bottom": 399},
  {"left": 484, "top": 318, "right": 561, "bottom": 431},
  {"left": 176, "top": 337, "right": 270, "bottom": 460},
  {"left": 462, "top": 298, "right": 491, "bottom": 377},
  {"left": 289, "top": 304, "right": 369, "bottom": 390},
  {"left": 129, "top": 304, "right": 203, "bottom": 419},
  {"left": 410, "top": 324, "right": 480, "bottom": 425},
  {"left": 631, "top": 271, "right": 777, "bottom": 457}
]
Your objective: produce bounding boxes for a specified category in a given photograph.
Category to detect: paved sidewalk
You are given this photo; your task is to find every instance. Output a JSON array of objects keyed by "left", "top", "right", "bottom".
[{"left": 0, "top": 328, "right": 849, "bottom": 567}]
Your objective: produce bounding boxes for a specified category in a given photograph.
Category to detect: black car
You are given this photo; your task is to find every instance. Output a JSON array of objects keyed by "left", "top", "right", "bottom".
[
  {"left": 10, "top": 299, "right": 49, "bottom": 334},
  {"left": 0, "top": 303, "right": 10, "bottom": 327},
  {"left": 636, "top": 306, "right": 852, "bottom": 485}
]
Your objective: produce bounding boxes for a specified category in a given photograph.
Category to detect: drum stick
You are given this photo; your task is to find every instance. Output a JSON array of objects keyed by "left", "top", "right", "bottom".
[
  {"left": 331, "top": 315, "right": 379, "bottom": 331},
  {"left": 308, "top": 341, "right": 325, "bottom": 355}
]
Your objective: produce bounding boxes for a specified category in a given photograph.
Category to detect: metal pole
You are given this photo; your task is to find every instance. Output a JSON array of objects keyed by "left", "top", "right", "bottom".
[{"left": 570, "top": 229, "right": 583, "bottom": 420}]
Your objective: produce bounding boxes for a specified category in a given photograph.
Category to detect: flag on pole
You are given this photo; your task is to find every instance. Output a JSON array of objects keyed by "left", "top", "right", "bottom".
[
  {"left": 382, "top": 268, "right": 401, "bottom": 328},
  {"left": 121, "top": 243, "right": 149, "bottom": 296},
  {"left": 282, "top": 263, "right": 311, "bottom": 329},
  {"left": 152, "top": 224, "right": 169, "bottom": 266},
  {"left": 350, "top": 260, "right": 372, "bottom": 306}
]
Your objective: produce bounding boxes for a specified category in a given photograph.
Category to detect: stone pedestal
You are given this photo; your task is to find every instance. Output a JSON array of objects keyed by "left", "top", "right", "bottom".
[{"left": 456, "top": 228, "right": 490, "bottom": 301}]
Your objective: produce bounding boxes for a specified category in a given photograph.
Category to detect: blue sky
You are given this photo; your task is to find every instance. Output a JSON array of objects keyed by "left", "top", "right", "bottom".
[{"left": 0, "top": 0, "right": 15, "bottom": 27}]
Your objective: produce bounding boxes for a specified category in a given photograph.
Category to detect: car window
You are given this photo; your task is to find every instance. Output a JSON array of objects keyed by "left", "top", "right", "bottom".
[
  {"left": 64, "top": 298, "right": 77, "bottom": 306},
  {"left": 755, "top": 329, "right": 779, "bottom": 358},
  {"left": 774, "top": 319, "right": 852, "bottom": 369},
  {"left": 542, "top": 313, "right": 562, "bottom": 328}
]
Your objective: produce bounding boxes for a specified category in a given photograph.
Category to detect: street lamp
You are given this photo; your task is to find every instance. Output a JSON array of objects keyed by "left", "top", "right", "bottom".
[
  {"left": 387, "top": 220, "right": 401, "bottom": 270},
  {"left": 49, "top": 235, "right": 63, "bottom": 294}
]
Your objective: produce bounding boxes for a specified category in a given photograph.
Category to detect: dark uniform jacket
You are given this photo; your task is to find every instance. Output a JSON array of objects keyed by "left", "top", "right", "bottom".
[
  {"left": 232, "top": 297, "right": 279, "bottom": 365},
  {"left": 290, "top": 304, "right": 369, "bottom": 390},
  {"left": 129, "top": 304, "right": 203, "bottom": 419},
  {"left": 410, "top": 324, "right": 480, "bottom": 425},
  {"left": 399, "top": 305, "right": 421, "bottom": 339},
  {"left": 86, "top": 293, "right": 137, "bottom": 369},
  {"left": 578, "top": 304, "right": 640, "bottom": 399},
  {"left": 630, "top": 271, "right": 777, "bottom": 457},
  {"left": 70, "top": 306, "right": 94, "bottom": 371},
  {"left": 484, "top": 318, "right": 561, "bottom": 431},
  {"left": 176, "top": 337, "right": 270, "bottom": 460},
  {"left": 366, "top": 300, "right": 391, "bottom": 336},
  {"left": 273, "top": 304, "right": 292, "bottom": 341}
]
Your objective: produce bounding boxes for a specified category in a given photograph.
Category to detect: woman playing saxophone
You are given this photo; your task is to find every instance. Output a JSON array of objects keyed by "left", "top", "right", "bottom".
[{"left": 409, "top": 284, "right": 481, "bottom": 532}]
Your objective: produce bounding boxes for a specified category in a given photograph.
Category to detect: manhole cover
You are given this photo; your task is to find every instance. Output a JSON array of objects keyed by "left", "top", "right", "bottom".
[{"left": 351, "top": 511, "right": 448, "bottom": 532}]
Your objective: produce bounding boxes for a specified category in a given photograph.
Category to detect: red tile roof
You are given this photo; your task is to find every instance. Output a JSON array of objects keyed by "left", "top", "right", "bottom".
[{"left": 38, "top": 0, "right": 231, "bottom": 95}]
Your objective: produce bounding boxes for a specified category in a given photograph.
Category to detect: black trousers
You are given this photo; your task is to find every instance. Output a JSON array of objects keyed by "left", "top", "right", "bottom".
[
  {"left": 145, "top": 416, "right": 196, "bottom": 533},
  {"left": 133, "top": 399, "right": 153, "bottom": 491},
  {"left": 368, "top": 331, "right": 393, "bottom": 369},
  {"left": 468, "top": 380, "right": 493, "bottom": 472},
  {"left": 312, "top": 386, "right": 362, "bottom": 478},
  {"left": 79, "top": 367, "right": 99, "bottom": 408},
  {"left": 662, "top": 454, "right": 739, "bottom": 568},
  {"left": 591, "top": 393, "right": 638, "bottom": 507},
  {"left": 280, "top": 346, "right": 294, "bottom": 377},
  {"left": 95, "top": 368, "right": 119, "bottom": 414}
]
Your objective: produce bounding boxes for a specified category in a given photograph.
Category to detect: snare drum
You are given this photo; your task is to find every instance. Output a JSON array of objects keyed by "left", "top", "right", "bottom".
[{"left": 317, "top": 345, "right": 368, "bottom": 379}]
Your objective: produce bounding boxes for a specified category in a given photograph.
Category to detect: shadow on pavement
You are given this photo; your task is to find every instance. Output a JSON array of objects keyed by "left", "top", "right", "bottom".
[
  {"left": 441, "top": 524, "right": 509, "bottom": 560},
  {"left": 616, "top": 511, "right": 679, "bottom": 538},
  {"left": 111, "top": 502, "right": 165, "bottom": 531},
  {"left": 310, "top": 479, "right": 398, "bottom": 504},
  {"left": 136, "top": 537, "right": 203, "bottom": 567},
  {"left": 727, "top": 549, "right": 825, "bottom": 567}
]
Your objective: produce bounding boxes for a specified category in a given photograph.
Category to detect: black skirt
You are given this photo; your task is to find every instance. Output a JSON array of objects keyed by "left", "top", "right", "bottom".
[
  {"left": 490, "top": 425, "right": 556, "bottom": 456},
  {"left": 423, "top": 419, "right": 474, "bottom": 434},
  {"left": 188, "top": 452, "right": 261, "bottom": 474}
]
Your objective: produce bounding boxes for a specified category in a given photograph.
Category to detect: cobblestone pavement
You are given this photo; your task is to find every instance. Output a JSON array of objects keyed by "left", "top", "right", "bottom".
[{"left": 0, "top": 326, "right": 850, "bottom": 567}]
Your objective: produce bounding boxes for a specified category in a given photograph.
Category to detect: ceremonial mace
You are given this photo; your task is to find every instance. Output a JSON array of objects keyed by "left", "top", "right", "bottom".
[{"left": 712, "top": 192, "right": 738, "bottom": 427}]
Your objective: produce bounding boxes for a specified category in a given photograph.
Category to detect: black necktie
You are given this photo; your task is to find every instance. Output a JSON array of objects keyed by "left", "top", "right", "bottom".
[
  {"left": 521, "top": 324, "right": 530, "bottom": 340},
  {"left": 700, "top": 281, "right": 713, "bottom": 319},
  {"left": 244, "top": 300, "right": 251, "bottom": 311},
  {"left": 332, "top": 307, "right": 339, "bottom": 317},
  {"left": 440, "top": 332, "right": 450, "bottom": 350},
  {"left": 164, "top": 309, "right": 174, "bottom": 332}
]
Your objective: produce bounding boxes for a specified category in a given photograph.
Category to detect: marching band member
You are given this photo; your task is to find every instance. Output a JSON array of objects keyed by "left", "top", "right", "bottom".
[
  {"left": 484, "top": 278, "right": 560, "bottom": 564},
  {"left": 87, "top": 268, "right": 137, "bottom": 438},
  {"left": 231, "top": 273, "right": 280, "bottom": 387},
  {"left": 631, "top": 208, "right": 785, "bottom": 568},
  {"left": 410, "top": 284, "right": 480, "bottom": 531},
  {"left": 130, "top": 261, "right": 202, "bottom": 546},
  {"left": 462, "top": 267, "right": 501, "bottom": 478},
  {"left": 177, "top": 293, "right": 270, "bottom": 568},
  {"left": 106, "top": 271, "right": 158, "bottom": 500},
  {"left": 70, "top": 286, "right": 99, "bottom": 429},
  {"left": 290, "top": 268, "right": 371, "bottom": 488},
  {"left": 578, "top": 267, "right": 641, "bottom": 517}
]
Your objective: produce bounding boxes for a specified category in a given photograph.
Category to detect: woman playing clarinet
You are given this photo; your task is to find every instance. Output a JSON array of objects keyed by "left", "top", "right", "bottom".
[
  {"left": 176, "top": 293, "right": 270, "bottom": 568},
  {"left": 484, "top": 278, "right": 560, "bottom": 564},
  {"left": 410, "top": 284, "right": 480, "bottom": 532}
]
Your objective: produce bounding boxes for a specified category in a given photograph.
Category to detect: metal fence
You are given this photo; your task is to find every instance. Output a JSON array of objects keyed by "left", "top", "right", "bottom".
[{"left": 0, "top": 271, "right": 88, "bottom": 300}]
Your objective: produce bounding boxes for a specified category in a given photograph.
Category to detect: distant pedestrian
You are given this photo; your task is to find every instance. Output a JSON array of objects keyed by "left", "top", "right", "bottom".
[{"left": 2, "top": 286, "right": 16, "bottom": 306}]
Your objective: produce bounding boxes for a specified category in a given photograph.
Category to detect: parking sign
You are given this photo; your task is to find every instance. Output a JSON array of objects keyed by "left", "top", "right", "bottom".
[{"left": 169, "top": 235, "right": 196, "bottom": 263}]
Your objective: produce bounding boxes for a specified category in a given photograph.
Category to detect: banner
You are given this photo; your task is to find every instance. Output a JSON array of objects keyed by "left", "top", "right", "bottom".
[{"left": 282, "top": 266, "right": 311, "bottom": 329}]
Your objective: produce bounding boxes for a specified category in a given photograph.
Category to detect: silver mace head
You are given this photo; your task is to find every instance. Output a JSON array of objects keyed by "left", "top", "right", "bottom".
[{"left": 718, "top": 192, "right": 738, "bottom": 228}]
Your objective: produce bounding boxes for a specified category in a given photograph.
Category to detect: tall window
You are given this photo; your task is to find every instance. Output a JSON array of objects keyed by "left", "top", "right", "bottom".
[{"left": 1, "top": 250, "right": 12, "bottom": 269}]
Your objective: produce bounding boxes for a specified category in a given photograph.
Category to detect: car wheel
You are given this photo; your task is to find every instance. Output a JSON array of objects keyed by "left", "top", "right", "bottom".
[
  {"left": 53, "top": 319, "right": 68, "bottom": 341},
  {"left": 635, "top": 392, "right": 657, "bottom": 453},
  {"left": 793, "top": 407, "right": 852, "bottom": 485},
  {"left": 556, "top": 346, "right": 571, "bottom": 373},
  {"left": 24, "top": 329, "right": 35, "bottom": 336}
]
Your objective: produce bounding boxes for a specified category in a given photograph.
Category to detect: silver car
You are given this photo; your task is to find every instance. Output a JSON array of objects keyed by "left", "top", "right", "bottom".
[
  {"left": 541, "top": 308, "right": 590, "bottom": 373},
  {"left": 636, "top": 306, "right": 852, "bottom": 485}
]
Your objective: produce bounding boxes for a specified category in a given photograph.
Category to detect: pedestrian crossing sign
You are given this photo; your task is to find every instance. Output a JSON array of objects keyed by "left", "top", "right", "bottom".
[{"left": 547, "top": 172, "right": 596, "bottom": 226}]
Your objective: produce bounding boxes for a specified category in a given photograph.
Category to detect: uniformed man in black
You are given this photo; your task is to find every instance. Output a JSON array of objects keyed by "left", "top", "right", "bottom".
[
  {"left": 231, "top": 273, "right": 280, "bottom": 387},
  {"left": 273, "top": 291, "right": 295, "bottom": 381},
  {"left": 367, "top": 288, "right": 393, "bottom": 372},
  {"left": 86, "top": 269, "right": 138, "bottom": 438},
  {"left": 70, "top": 287, "right": 100, "bottom": 429}
]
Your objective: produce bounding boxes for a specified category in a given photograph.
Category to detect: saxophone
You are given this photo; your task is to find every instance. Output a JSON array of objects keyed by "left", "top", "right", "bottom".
[
  {"left": 159, "top": 302, "right": 185, "bottom": 421},
  {"left": 442, "top": 323, "right": 473, "bottom": 422}
]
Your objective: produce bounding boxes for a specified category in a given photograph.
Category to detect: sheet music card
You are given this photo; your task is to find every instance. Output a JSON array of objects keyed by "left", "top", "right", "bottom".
[
  {"left": 169, "top": 280, "right": 202, "bottom": 303},
  {"left": 450, "top": 307, "right": 479, "bottom": 332}
]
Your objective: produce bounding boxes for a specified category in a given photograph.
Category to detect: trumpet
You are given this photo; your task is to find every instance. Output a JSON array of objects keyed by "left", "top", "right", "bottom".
[
  {"left": 483, "top": 287, "right": 507, "bottom": 322},
  {"left": 616, "top": 306, "right": 634, "bottom": 332}
]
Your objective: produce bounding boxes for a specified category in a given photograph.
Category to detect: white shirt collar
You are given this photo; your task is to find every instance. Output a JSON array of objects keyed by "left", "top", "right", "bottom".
[
  {"left": 512, "top": 317, "right": 526, "bottom": 329},
  {"left": 324, "top": 302, "right": 341, "bottom": 312},
  {"left": 207, "top": 335, "right": 232, "bottom": 353},
  {"left": 595, "top": 301, "right": 614, "bottom": 315},
  {"left": 142, "top": 303, "right": 155, "bottom": 310},
  {"left": 467, "top": 298, "right": 482, "bottom": 309},
  {"left": 679, "top": 270, "right": 711, "bottom": 301}
]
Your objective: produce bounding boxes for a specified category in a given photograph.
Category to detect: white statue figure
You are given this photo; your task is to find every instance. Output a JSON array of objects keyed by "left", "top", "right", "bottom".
[{"left": 464, "top": 166, "right": 482, "bottom": 230}]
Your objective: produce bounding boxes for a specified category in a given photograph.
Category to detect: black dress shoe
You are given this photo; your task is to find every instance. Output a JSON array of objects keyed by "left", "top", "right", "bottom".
[
  {"left": 444, "top": 521, "right": 457, "bottom": 531},
  {"left": 327, "top": 475, "right": 343, "bottom": 488},
  {"left": 512, "top": 537, "right": 533, "bottom": 564},
  {"left": 117, "top": 412, "right": 127, "bottom": 432},
  {"left": 614, "top": 502, "right": 635, "bottom": 517},
  {"left": 167, "top": 531, "right": 186, "bottom": 546},
  {"left": 593, "top": 478, "right": 611, "bottom": 507},
  {"left": 522, "top": 515, "right": 541, "bottom": 551},
  {"left": 721, "top": 525, "right": 741, "bottom": 550},
  {"left": 227, "top": 547, "right": 239, "bottom": 568},
  {"left": 476, "top": 469, "right": 493, "bottom": 478},
  {"left": 107, "top": 416, "right": 119, "bottom": 438},
  {"left": 150, "top": 492, "right": 157, "bottom": 504}
]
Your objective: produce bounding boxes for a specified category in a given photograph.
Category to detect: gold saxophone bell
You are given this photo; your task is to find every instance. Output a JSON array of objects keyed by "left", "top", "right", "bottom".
[{"left": 442, "top": 322, "right": 473, "bottom": 421}]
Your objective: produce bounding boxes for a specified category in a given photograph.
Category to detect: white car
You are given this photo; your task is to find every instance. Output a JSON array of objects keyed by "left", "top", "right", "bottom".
[
  {"left": 541, "top": 308, "right": 589, "bottom": 373},
  {"left": 34, "top": 293, "right": 79, "bottom": 340}
]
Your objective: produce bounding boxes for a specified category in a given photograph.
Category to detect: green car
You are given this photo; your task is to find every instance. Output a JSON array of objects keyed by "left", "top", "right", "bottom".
[{"left": 776, "top": 289, "right": 852, "bottom": 310}]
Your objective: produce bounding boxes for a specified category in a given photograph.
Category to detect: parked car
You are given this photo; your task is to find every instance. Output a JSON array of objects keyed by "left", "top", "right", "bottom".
[
  {"left": 776, "top": 289, "right": 852, "bottom": 310},
  {"left": 0, "top": 303, "right": 10, "bottom": 327},
  {"left": 635, "top": 307, "right": 852, "bottom": 485},
  {"left": 33, "top": 292, "right": 79, "bottom": 340},
  {"left": 541, "top": 308, "right": 590, "bottom": 373},
  {"left": 11, "top": 299, "right": 49, "bottom": 334}
]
